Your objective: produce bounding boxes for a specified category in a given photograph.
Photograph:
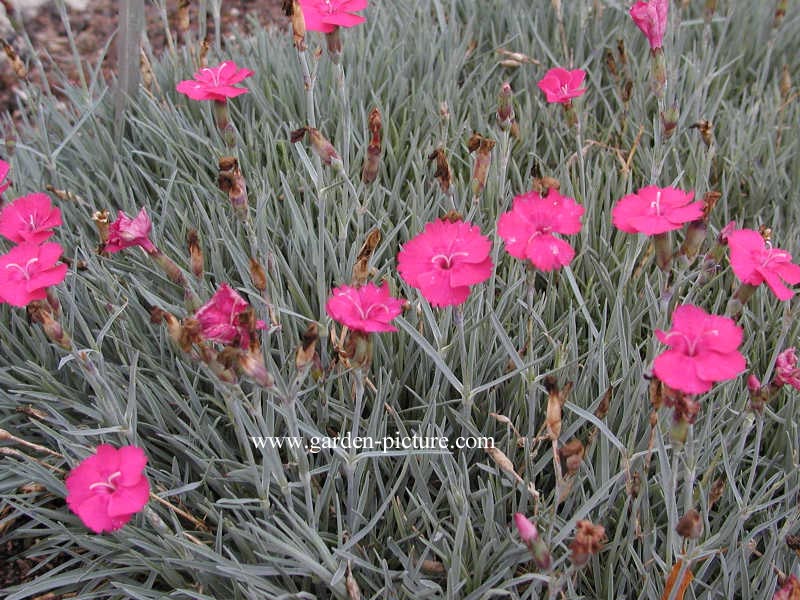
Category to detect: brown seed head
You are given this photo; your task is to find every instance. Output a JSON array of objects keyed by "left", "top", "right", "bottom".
[{"left": 676, "top": 509, "right": 703, "bottom": 539}]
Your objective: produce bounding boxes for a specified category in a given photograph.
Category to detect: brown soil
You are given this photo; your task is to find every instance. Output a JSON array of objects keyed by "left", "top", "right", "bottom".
[{"left": 1, "top": 0, "right": 287, "bottom": 120}]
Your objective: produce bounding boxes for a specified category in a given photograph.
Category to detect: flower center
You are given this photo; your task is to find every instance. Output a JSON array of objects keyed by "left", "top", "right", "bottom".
[
  {"left": 650, "top": 190, "right": 662, "bottom": 215},
  {"left": 560, "top": 84, "right": 570, "bottom": 96},
  {"left": 665, "top": 328, "right": 719, "bottom": 356},
  {"left": 4, "top": 257, "right": 38, "bottom": 280},
  {"left": 759, "top": 245, "right": 790, "bottom": 269},
  {"left": 201, "top": 67, "right": 221, "bottom": 87},
  {"left": 431, "top": 251, "right": 468, "bottom": 270},
  {"left": 88, "top": 471, "right": 122, "bottom": 493}
]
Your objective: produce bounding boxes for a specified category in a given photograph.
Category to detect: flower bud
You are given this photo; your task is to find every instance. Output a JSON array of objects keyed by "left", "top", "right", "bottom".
[
  {"left": 661, "top": 103, "right": 679, "bottom": 140},
  {"left": 93, "top": 210, "right": 110, "bottom": 246},
  {"left": 650, "top": 47, "right": 666, "bottom": 98},
  {"left": 238, "top": 349, "right": 274, "bottom": 387},
  {"left": 344, "top": 329, "right": 373, "bottom": 371},
  {"left": 295, "top": 322, "right": 320, "bottom": 371},
  {"left": 361, "top": 108, "right": 382, "bottom": 184},
  {"left": 513, "top": 512, "right": 539, "bottom": 543},
  {"left": 325, "top": 27, "right": 342, "bottom": 63},
  {"left": 428, "top": 148, "right": 452, "bottom": 194},
  {"left": 187, "top": 229, "right": 204, "bottom": 278},
  {"left": 284, "top": 0, "right": 306, "bottom": 51},
  {"left": 218, "top": 157, "right": 249, "bottom": 219},
  {"left": 1, "top": 39, "right": 27, "bottom": 79},
  {"left": 467, "top": 133, "right": 495, "bottom": 199},
  {"left": 496, "top": 82, "right": 515, "bottom": 131},
  {"left": 292, "top": 127, "right": 341, "bottom": 167},
  {"left": 676, "top": 509, "right": 703, "bottom": 539},
  {"left": 249, "top": 257, "right": 268, "bottom": 292}
]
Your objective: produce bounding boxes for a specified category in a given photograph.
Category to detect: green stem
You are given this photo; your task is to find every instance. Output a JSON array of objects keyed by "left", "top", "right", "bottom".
[{"left": 346, "top": 369, "right": 366, "bottom": 532}]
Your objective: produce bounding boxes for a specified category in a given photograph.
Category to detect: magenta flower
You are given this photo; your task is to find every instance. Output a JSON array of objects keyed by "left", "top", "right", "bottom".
[
  {"left": 299, "top": 0, "right": 367, "bottom": 33},
  {"left": 497, "top": 188, "right": 584, "bottom": 271},
  {"left": 195, "top": 283, "right": 266, "bottom": 348},
  {"left": 0, "top": 192, "right": 62, "bottom": 244},
  {"left": 612, "top": 186, "right": 703, "bottom": 235},
  {"left": 653, "top": 304, "right": 746, "bottom": 395},
  {"left": 630, "top": 0, "right": 669, "bottom": 50},
  {"left": 0, "top": 159, "right": 9, "bottom": 195},
  {"left": 326, "top": 281, "right": 405, "bottom": 333},
  {"left": 537, "top": 68, "right": 587, "bottom": 104},
  {"left": 774, "top": 348, "right": 800, "bottom": 390},
  {"left": 105, "top": 208, "right": 156, "bottom": 254},
  {"left": 727, "top": 228, "right": 800, "bottom": 301},
  {"left": 176, "top": 61, "right": 254, "bottom": 102},
  {"left": 397, "top": 219, "right": 493, "bottom": 307},
  {"left": 0, "top": 242, "right": 68, "bottom": 307},
  {"left": 65, "top": 444, "right": 150, "bottom": 534}
]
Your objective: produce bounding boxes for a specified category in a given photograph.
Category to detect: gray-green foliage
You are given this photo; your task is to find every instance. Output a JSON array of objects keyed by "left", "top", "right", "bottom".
[{"left": 1, "top": 0, "right": 799, "bottom": 598}]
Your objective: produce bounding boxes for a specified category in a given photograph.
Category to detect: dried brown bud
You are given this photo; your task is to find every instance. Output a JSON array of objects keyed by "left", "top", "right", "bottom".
[
  {"left": 362, "top": 107, "right": 382, "bottom": 184},
  {"left": 441, "top": 210, "right": 463, "bottom": 223},
  {"left": 140, "top": 49, "right": 154, "bottom": 91},
  {"left": 325, "top": 27, "right": 342, "bottom": 62},
  {"left": 709, "top": 476, "right": 725, "bottom": 507},
  {"left": 218, "top": 157, "right": 249, "bottom": 218},
  {"left": 351, "top": 228, "right": 381, "bottom": 286},
  {"left": 691, "top": 120, "right": 714, "bottom": 147},
  {"left": 177, "top": 0, "right": 190, "bottom": 40},
  {"left": 420, "top": 560, "right": 446, "bottom": 575},
  {"left": 1, "top": 39, "right": 27, "bottom": 79},
  {"left": 780, "top": 64, "right": 792, "bottom": 101},
  {"left": 758, "top": 224, "right": 772, "bottom": 243},
  {"left": 199, "top": 39, "right": 210, "bottom": 68},
  {"left": 497, "top": 82, "right": 515, "bottom": 130},
  {"left": 92, "top": 210, "right": 110, "bottom": 246},
  {"left": 345, "top": 564, "right": 361, "bottom": 600},
  {"left": 468, "top": 133, "right": 495, "bottom": 198},
  {"left": 289, "top": 0, "right": 306, "bottom": 50},
  {"left": 616, "top": 39, "right": 628, "bottom": 66},
  {"left": 296, "top": 322, "right": 320, "bottom": 371},
  {"left": 649, "top": 377, "right": 663, "bottom": 411},
  {"left": 532, "top": 176, "right": 560, "bottom": 195},
  {"left": 570, "top": 520, "right": 606, "bottom": 567},
  {"left": 428, "top": 147, "right": 452, "bottom": 193},
  {"left": 187, "top": 229, "right": 203, "bottom": 278},
  {"left": 676, "top": 509, "right": 702, "bottom": 539},
  {"left": 238, "top": 349, "right": 274, "bottom": 387},
  {"left": 605, "top": 50, "right": 618, "bottom": 78},
  {"left": 621, "top": 79, "right": 633, "bottom": 103},
  {"left": 249, "top": 257, "right": 268, "bottom": 291},
  {"left": 295, "top": 127, "right": 341, "bottom": 167},
  {"left": 596, "top": 387, "right": 612, "bottom": 420},
  {"left": 702, "top": 191, "right": 721, "bottom": 221},
  {"left": 560, "top": 438, "right": 585, "bottom": 475},
  {"left": 627, "top": 470, "right": 641, "bottom": 499},
  {"left": 545, "top": 378, "right": 570, "bottom": 441}
]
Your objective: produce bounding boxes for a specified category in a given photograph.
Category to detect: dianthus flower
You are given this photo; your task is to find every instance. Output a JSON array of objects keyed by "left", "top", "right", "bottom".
[
  {"left": 497, "top": 188, "right": 584, "bottom": 271},
  {"left": 0, "top": 242, "right": 68, "bottom": 307},
  {"left": 0, "top": 192, "right": 62, "bottom": 244},
  {"left": 612, "top": 186, "right": 703, "bottom": 235},
  {"left": 176, "top": 61, "right": 254, "bottom": 102},
  {"left": 298, "top": 0, "right": 367, "bottom": 33},
  {"left": 653, "top": 304, "right": 745, "bottom": 394},
  {"left": 397, "top": 219, "right": 493, "bottom": 307},
  {"left": 65, "top": 444, "right": 150, "bottom": 534},
  {"left": 727, "top": 228, "right": 800, "bottom": 301},
  {"left": 105, "top": 208, "right": 156, "bottom": 254},
  {"left": 326, "top": 281, "right": 404, "bottom": 332},
  {"left": 630, "top": 0, "right": 669, "bottom": 50},
  {"left": 537, "top": 68, "right": 587, "bottom": 104},
  {"left": 194, "top": 283, "right": 266, "bottom": 348},
  {"left": 774, "top": 348, "right": 800, "bottom": 390}
]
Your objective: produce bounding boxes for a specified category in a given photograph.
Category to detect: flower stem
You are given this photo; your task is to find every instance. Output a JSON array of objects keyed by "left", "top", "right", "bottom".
[
  {"left": 455, "top": 306, "right": 472, "bottom": 421},
  {"left": 345, "top": 369, "right": 366, "bottom": 532}
]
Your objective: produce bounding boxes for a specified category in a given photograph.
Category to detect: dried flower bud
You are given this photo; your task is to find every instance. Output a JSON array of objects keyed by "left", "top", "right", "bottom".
[
  {"left": 140, "top": 49, "right": 154, "bottom": 91},
  {"left": 420, "top": 560, "right": 446, "bottom": 575},
  {"left": 325, "top": 27, "right": 342, "bottom": 63},
  {"left": 1, "top": 39, "right": 27, "bottom": 79},
  {"left": 499, "top": 59, "right": 522, "bottom": 68},
  {"left": 177, "top": 0, "right": 190, "bottom": 42},
  {"left": 439, "top": 101, "right": 450, "bottom": 121},
  {"left": 362, "top": 107, "right": 382, "bottom": 184},
  {"left": 774, "top": 0, "right": 788, "bottom": 28},
  {"left": 284, "top": 0, "right": 307, "bottom": 51},
  {"left": 199, "top": 39, "right": 210, "bottom": 68},
  {"left": 661, "top": 104, "right": 679, "bottom": 140},
  {"left": 428, "top": 147, "right": 452, "bottom": 194},
  {"left": 627, "top": 470, "right": 641, "bottom": 499},
  {"left": 676, "top": 509, "right": 703, "bottom": 539},
  {"left": 187, "top": 229, "right": 203, "bottom": 278},
  {"left": 605, "top": 50, "right": 618, "bottom": 78},
  {"left": 650, "top": 47, "right": 666, "bottom": 98},
  {"left": 27, "top": 301, "right": 71, "bottom": 350},
  {"left": 467, "top": 133, "right": 495, "bottom": 199},
  {"left": 758, "top": 224, "right": 772, "bottom": 243},
  {"left": 345, "top": 563, "right": 361, "bottom": 600},
  {"left": 616, "top": 39, "right": 628, "bottom": 65},
  {"left": 596, "top": 387, "right": 612, "bottom": 420},
  {"left": 544, "top": 377, "right": 570, "bottom": 441},
  {"left": 238, "top": 349, "right": 274, "bottom": 387},
  {"left": 344, "top": 329, "right": 373, "bottom": 371},
  {"left": 560, "top": 438, "right": 585, "bottom": 475},
  {"left": 709, "top": 476, "right": 725, "bottom": 507},
  {"left": 691, "top": 120, "right": 714, "bottom": 147},
  {"left": 249, "top": 257, "right": 268, "bottom": 292},
  {"left": 218, "top": 157, "right": 249, "bottom": 218},
  {"left": 292, "top": 127, "right": 342, "bottom": 167},
  {"left": 570, "top": 520, "right": 605, "bottom": 567},
  {"left": 351, "top": 228, "right": 381, "bottom": 286},
  {"left": 93, "top": 210, "right": 110, "bottom": 246},
  {"left": 532, "top": 176, "right": 560, "bottom": 195},
  {"left": 296, "top": 322, "right": 320, "bottom": 371},
  {"left": 780, "top": 64, "right": 792, "bottom": 102}
]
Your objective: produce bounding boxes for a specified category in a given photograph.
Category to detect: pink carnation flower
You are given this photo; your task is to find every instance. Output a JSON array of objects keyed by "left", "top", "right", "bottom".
[
  {"left": 629, "top": 0, "right": 669, "bottom": 50},
  {"left": 497, "top": 188, "right": 584, "bottom": 271},
  {"left": 727, "top": 228, "right": 800, "bottom": 301},
  {"left": 195, "top": 283, "right": 266, "bottom": 348},
  {"left": 612, "top": 186, "right": 703, "bottom": 235},
  {"left": 397, "top": 219, "right": 493, "bottom": 307},
  {"left": 65, "top": 444, "right": 150, "bottom": 534},
  {"left": 299, "top": 0, "right": 368, "bottom": 33},
  {"left": 0, "top": 242, "right": 68, "bottom": 307},
  {"left": 653, "top": 304, "right": 746, "bottom": 395},
  {"left": 105, "top": 208, "right": 156, "bottom": 254},
  {"left": 537, "top": 68, "right": 587, "bottom": 104},
  {"left": 0, "top": 192, "right": 62, "bottom": 244},
  {"left": 176, "top": 61, "right": 254, "bottom": 102},
  {"left": 0, "top": 159, "right": 9, "bottom": 195},
  {"left": 774, "top": 348, "right": 800, "bottom": 390},
  {"left": 326, "top": 281, "right": 405, "bottom": 333}
]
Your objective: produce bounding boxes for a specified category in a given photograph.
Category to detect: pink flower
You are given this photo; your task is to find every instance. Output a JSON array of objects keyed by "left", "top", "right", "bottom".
[
  {"left": 497, "top": 188, "right": 584, "bottom": 271},
  {"left": 727, "top": 229, "right": 800, "bottom": 301},
  {"left": 65, "top": 444, "right": 150, "bottom": 533},
  {"left": 397, "top": 219, "right": 493, "bottom": 307},
  {"left": 746, "top": 374, "right": 762, "bottom": 393},
  {"left": 176, "top": 61, "right": 254, "bottom": 102},
  {"left": 513, "top": 512, "right": 540, "bottom": 543},
  {"left": 195, "top": 283, "right": 266, "bottom": 348},
  {"left": 774, "top": 348, "right": 800, "bottom": 390},
  {"left": 612, "top": 186, "right": 703, "bottom": 235},
  {"left": 773, "top": 575, "right": 800, "bottom": 600},
  {"left": 326, "top": 281, "right": 404, "bottom": 333},
  {"left": 0, "top": 242, "right": 68, "bottom": 307},
  {"left": 105, "top": 208, "right": 156, "bottom": 254},
  {"left": 299, "top": 0, "right": 367, "bottom": 33},
  {"left": 537, "top": 68, "right": 587, "bottom": 104},
  {"left": 630, "top": 0, "right": 669, "bottom": 50},
  {"left": 0, "top": 159, "right": 9, "bottom": 195},
  {"left": 0, "top": 192, "right": 62, "bottom": 244},
  {"left": 653, "top": 304, "right": 746, "bottom": 394}
]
